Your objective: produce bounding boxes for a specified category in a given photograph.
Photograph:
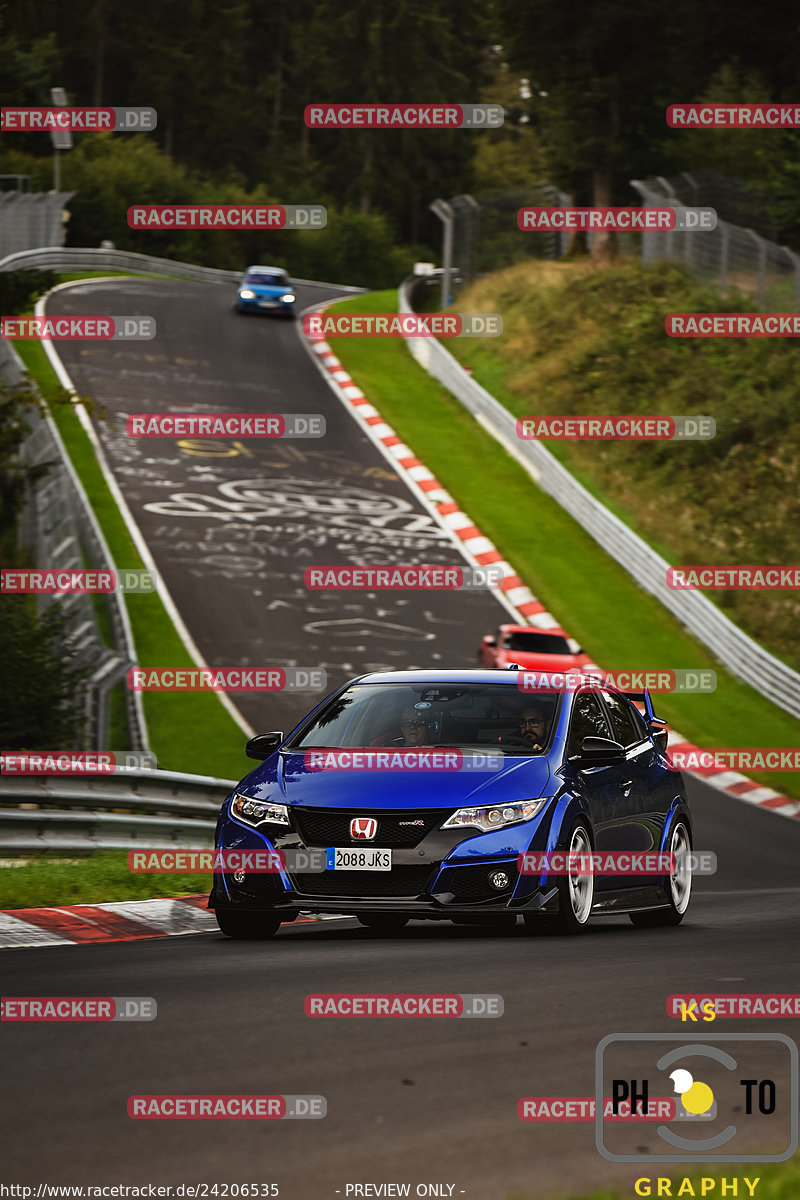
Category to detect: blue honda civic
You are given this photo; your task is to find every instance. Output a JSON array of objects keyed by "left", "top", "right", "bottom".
[
  {"left": 208, "top": 669, "right": 693, "bottom": 939},
  {"left": 234, "top": 264, "right": 296, "bottom": 316}
]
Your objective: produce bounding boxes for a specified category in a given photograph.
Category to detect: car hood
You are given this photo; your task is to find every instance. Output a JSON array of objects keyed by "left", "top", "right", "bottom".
[{"left": 236, "top": 750, "right": 554, "bottom": 809}]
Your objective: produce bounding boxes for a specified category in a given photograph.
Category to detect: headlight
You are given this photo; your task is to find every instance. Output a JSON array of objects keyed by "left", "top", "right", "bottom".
[
  {"left": 230, "top": 793, "right": 290, "bottom": 828},
  {"left": 281, "top": 293, "right": 296, "bottom": 303},
  {"left": 442, "top": 797, "right": 549, "bottom": 833},
  {"left": 239, "top": 289, "right": 256, "bottom": 300}
]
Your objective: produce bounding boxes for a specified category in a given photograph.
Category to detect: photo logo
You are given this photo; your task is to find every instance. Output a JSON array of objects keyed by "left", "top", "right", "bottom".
[
  {"left": 595, "top": 1033, "right": 799, "bottom": 1162},
  {"left": 517, "top": 669, "right": 716, "bottom": 694},
  {"left": 1, "top": 752, "right": 157, "bottom": 776},
  {"left": 305, "top": 994, "right": 503, "bottom": 1017}
]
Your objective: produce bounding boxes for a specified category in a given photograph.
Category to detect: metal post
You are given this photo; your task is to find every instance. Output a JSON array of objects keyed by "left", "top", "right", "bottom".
[{"left": 429, "top": 199, "right": 454, "bottom": 309}]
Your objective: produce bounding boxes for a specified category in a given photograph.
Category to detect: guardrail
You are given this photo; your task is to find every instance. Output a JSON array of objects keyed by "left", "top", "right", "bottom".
[
  {"left": 399, "top": 276, "right": 800, "bottom": 722},
  {"left": 0, "top": 246, "right": 367, "bottom": 292},
  {"left": 0, "top": 769, "right": 234, "bottom": 851}
]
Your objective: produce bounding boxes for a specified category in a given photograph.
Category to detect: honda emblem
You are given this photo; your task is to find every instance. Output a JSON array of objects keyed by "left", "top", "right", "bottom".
[{"left": 350, "top": 817, "right": 378, "bottom": 841}]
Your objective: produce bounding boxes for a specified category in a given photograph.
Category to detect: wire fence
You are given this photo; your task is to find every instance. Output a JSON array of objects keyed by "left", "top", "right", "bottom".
[
  {"left": 630, "top": 173, "right": 800, "bottom": 309},
  {"left": 0, "top": 338, "right": 148, "bottom": 752}
]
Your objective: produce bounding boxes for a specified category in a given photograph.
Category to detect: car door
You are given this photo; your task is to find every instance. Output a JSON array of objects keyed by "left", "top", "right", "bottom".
[
  {"left": 597, "top": 690, "right": 661, "bottom": 891},
  {"left": 563, "top": 689, "right": 632, "bottom": 894}
]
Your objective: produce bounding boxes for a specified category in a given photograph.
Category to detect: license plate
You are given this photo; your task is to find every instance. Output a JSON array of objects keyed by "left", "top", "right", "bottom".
[
  {"left": 258, "top": 299, "right": 278, "bottom": 308},
  {"left": 326, "top": 848, "right": 392, "bottom": 871}
]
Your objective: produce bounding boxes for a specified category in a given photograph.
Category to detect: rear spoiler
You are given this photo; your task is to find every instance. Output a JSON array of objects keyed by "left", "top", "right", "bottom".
[{"left": 626, "top": 690, "right": 667, "bottom": 727}]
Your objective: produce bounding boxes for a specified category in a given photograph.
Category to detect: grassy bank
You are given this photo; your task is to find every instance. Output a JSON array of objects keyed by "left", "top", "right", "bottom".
[
  {"left": 448, "top": 258, "right": 800, "bottom": 673},
  {"left": 325, "top": 289, "right": 800, "bottom": 800}
]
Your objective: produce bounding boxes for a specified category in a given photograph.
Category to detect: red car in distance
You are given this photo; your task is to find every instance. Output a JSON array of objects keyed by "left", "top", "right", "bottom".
[{"left": 479, "top": 624, "right": 592, "bottom": 672}]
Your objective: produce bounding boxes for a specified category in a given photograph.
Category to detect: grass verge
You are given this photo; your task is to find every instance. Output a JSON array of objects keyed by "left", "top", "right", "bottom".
[
  {"left": 325, "top": 289, "right": 800, "bottom": 800},
  {"left": 0, "top": 852, "right": 210, "bottom": 908}
]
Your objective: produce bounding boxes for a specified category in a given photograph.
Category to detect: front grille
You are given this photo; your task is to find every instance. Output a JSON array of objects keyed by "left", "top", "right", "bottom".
[
  {"left": 292, "top": 864, "right": 437, "bottom": 898},
  {"left": 290, "top": 806, "right": 452, "bottom": 849},
  {"left": 439, "top": 862, "right": 518, "bottom": 905}
]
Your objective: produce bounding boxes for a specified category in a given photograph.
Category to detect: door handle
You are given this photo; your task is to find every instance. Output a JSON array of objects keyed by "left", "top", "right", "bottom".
[{"left": 620, "top": 778, "right": 634, "bottom": 795}]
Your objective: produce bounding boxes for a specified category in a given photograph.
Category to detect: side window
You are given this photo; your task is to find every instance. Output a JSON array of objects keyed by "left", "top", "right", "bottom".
[
  {"left": 602, "top": 691, "right": 642, "bottom": 748},
  {"left": 499, "top": 629, "right": 510, "bottom": 647},
  {"left": 567, "top": 692, "right": 610, "bottom": 756}
]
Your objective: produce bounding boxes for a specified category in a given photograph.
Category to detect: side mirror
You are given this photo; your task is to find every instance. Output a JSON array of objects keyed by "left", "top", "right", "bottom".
[
  {"left": 483, "top": 635, "right": 497, "bottom": 648},
  {"left": 245, "top": 732, "right": 284, "bottom": 760},
  {"left": 651, "top": 727, "right": 669, "bottom": 755},
  {"left": 578, "top": 736, "right": 626, "bottom": 765}
]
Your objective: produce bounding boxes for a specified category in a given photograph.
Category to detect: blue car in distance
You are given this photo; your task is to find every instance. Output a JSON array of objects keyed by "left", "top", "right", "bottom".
[
  {"left": 208, "top": 669, "right": 694, "bottom": 939},
  {"left": 235, "top": 265, "right": 296, "bottom": 316}
]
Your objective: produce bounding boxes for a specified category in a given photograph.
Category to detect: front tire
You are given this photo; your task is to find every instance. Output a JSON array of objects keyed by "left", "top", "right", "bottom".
[
  {"left": 215, "top": 910, "right": 281, "bottom": 940},
  {"left": 629, "top": 816, "right": 692, "bottom": 928},
  {"left": 524, "top": 820, "right": 594, "bottom": 936}
]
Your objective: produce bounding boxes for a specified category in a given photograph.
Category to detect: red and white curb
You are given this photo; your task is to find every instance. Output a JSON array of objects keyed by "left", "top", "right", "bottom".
[
  {"left": 300, "top": 317, "right": 800, "bottom": 824},
  {"left": 0, "top": 896, "right": 348, "bottom": 951}
]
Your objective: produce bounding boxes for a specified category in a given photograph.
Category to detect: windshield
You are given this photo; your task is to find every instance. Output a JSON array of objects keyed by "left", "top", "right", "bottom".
[
  {"left": 245, "top": 271, "right": 287, "bottom": 286},
  {"left": 289, "top": 683, "right": 562, "bottom": 755},
  {"left": 502, "top": 632, "right": 572, "bottom": 654}
]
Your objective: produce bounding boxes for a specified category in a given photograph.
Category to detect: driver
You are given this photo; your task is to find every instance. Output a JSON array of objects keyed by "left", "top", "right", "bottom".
[
  {"left": 393, "top": 707, "right": 432, "bottom": 747},
  {"left": 517, "top": 704, "right": 551, "bottom": 750}
]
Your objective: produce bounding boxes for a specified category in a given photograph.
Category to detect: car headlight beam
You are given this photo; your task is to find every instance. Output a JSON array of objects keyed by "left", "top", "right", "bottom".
[
  {"left": 239, "top": 289, "right": 256, "bottom": 300},
  {"left": 230, "top": 793, "right": 290, "bottom": 828},
  {"left": 280, "top": 293, "right": 296, "bottom": 303},
  {"left": 441, "top": 797, "right": 548, "bottom": 834}
]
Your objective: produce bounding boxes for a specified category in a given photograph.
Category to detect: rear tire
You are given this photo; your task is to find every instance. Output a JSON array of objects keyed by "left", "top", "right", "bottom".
[
  {"left": 629, "top": 816, "right": 692, "bottom": 928},
  {"left": 215, "top": 910, "right": 281, "bottom": 940},
  {"left": 356, "top": 914, "right": 409, "bottom": 931}
]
